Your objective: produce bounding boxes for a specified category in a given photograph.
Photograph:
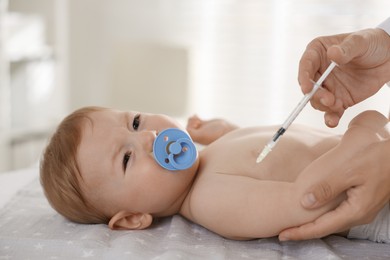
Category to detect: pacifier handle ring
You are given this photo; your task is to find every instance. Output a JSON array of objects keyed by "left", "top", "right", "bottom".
[{"left": 168, "top": 138, "right": 196, "bottom": 170}]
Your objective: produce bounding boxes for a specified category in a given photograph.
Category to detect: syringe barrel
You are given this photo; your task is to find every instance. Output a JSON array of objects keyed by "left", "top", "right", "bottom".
[
  {"left": 281, "top": 94, "right": 311, "bottom": 129},
  {"left": 281, "top": 61, "right": 337, "bottom": 130}
]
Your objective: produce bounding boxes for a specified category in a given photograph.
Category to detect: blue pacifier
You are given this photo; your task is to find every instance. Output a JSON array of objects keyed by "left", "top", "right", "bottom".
[{"left": 153, "top": 128, "right": 197, "bottom": 171}]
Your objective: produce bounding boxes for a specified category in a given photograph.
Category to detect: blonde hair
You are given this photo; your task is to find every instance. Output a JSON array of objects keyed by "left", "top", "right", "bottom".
[{"left": 40, "top": 106, "right": 109, "bottom": 224}]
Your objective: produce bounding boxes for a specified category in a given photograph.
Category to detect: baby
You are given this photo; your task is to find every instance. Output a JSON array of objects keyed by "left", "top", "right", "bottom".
[{"left": 40, "top": 107, "right": 390, "bottom": 242}]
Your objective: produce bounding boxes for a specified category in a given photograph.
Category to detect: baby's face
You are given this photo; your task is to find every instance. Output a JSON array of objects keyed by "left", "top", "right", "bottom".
[{"left": 77, "top": 108, "right": 199, "bottom": 218}]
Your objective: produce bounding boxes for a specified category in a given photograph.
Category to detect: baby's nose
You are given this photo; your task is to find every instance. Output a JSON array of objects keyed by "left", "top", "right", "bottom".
[{"left": 138, "top": 130, "right": 157, "bottom": 150}]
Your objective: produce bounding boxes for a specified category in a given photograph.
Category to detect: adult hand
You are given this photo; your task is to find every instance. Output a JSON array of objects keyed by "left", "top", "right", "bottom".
[
  {"left": 299, "top": 28, "right": 390, "bottom": 127},
  {"left": 279, "top": 140, "right": 390, "bottom": 241}
]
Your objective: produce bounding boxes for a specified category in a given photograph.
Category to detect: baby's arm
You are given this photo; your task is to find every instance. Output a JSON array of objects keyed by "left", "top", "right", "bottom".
[
  {"left": 184, "top": 174, "right": 342, "bottom": 240},
  {"left": 186, "top": 115, "right": 238, "bottom": 145}
]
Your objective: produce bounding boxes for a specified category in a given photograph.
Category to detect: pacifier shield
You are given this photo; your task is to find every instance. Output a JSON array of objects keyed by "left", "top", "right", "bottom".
[{"left": 153, "top": 128, "right": 197, "bottom": 171}]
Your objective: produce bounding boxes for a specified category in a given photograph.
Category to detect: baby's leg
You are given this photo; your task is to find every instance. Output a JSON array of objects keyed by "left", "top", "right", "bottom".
[
  {"left": 319, "top": 110, "right": 389, "bottom": 166},
  {"left": 296, "top": 110, "right": 389, "bottom": 185},
  {"left": 293, "top": 111, "right": 390, "bottom": 237},
  {"left": 343, "top": 111, "right": 390, "bottom": 243},
  {"left": 346, "top": 110, "right": 390, "bottom": 142}
]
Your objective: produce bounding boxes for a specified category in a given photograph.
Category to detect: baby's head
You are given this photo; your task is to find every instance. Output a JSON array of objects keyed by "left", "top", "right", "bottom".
[
  {"left": 40, "top": 106, "right": 198, "bottom": 229},
  {"left": 40, "top": 106, "right": 109, "bottom": 224}
]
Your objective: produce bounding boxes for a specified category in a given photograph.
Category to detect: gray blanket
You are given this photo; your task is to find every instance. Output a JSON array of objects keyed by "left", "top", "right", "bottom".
[{"left": 0, "top": 171, "right": 389, "bottom": 259}]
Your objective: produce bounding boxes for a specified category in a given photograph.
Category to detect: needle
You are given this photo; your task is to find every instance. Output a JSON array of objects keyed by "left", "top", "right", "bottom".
[{"left": 256, "top": 61, "right": 338, "bottom": 163}]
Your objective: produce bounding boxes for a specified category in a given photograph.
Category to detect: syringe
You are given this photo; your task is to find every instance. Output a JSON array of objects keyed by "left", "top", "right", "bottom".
[{"left": 256, "top": 61, "right": 338, "bottom": 163}]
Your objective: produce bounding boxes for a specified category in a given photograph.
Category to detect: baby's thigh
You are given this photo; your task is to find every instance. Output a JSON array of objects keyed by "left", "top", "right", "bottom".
[
  {"left": 336, "top": 111, "right": 389, "bottom": 155},
  {"left": 348, "top": 110, "right": 390, "bottom": 139}
]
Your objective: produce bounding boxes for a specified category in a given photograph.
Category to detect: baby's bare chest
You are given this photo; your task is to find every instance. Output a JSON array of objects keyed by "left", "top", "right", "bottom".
[{"left": 198, "top": 126, "right": 339, "bottom": 181}]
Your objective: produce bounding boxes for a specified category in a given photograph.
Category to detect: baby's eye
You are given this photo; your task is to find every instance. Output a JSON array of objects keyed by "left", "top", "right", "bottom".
[
  {"left": 133, "top": 114, "right": 141, "bottom": 130},
  {"left": 123, "top": 152, "right": 131, "bottom": 171}
]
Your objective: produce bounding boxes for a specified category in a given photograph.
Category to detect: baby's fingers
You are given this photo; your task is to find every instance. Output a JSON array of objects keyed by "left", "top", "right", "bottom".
[{"left": 186, "top": 115, "right": 202, "bottom": 129}]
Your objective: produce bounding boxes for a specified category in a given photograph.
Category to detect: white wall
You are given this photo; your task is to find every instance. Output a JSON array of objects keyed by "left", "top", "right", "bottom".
[
  {"left": 67, "top": 0, "right": 390, "bottom": 135},
  {"left": 0, "top": 0, "right": 10, "bottom": 131},
  {"left": 0, "top": 0, "right": 69, "bottom": 172},
  {"left": 67, "top": 0, "right": 194, "bottom": 116},
  {"left": 1, "top": 0, "right": 389, "bottom": 172}
]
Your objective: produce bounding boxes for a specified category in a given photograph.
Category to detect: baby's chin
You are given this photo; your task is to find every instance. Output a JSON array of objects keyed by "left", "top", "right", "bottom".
[{"left": 189, "top": 156, "right": 200, "bottom": 175}]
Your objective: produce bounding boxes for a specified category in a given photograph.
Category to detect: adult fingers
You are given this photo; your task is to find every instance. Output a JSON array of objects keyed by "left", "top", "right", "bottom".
[
  {"left": 279, "top": 200, "right": 353, "bottom": 241},
  {"left": 298, "top": 48, "right": 323, "bottom": 94},
  {"left": 328, "top": 32, "right": 368, "bottom": 65},
  {"left": 309, "top": 87, "right": 336, "bottom": 110},
  {"left": 324, "top": 112, "right": 341, "bottom": 128},
  {"left": 308, "top": 87, "right": 345, "bottom": 127},
  {"left": 301, "top": 167, "right": 354, "bottom": 209}
]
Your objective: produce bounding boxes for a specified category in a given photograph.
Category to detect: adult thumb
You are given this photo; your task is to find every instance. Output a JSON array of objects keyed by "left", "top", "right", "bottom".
[
  {"left": 301, "top": 178, "right": 346, "bottom": 209},
  {"left": 328, "top": 33, "right": 367, "bottom": 65}
]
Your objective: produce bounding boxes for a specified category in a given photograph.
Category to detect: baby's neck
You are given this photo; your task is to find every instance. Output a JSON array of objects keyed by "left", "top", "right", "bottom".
[
  {"left": 176, "top": 155, "right": 206, "bottom": 219},
  {"left": 153, "top": 177, "right": 197, "bottom": 218},
  {"left": 154, "top": 160, "right": 201, "bottom": 218}
]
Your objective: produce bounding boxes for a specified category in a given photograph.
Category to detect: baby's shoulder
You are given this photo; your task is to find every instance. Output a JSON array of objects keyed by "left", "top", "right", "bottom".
[{"left": 180, "top": 170, "right": 244, "bottom": 227}]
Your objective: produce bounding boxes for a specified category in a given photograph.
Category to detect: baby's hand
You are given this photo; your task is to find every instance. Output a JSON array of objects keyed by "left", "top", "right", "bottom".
[{"left": 186, "top": 115, "right": 238, "bottom": 145}]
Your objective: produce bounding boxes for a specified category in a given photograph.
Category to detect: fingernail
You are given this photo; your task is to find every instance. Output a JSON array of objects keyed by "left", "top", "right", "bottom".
[
  {"left": 320, "top": 98, "right": 327, "bottom": 106},
  {"left": 302, "top": 193, "right": 316, "bottom": 207},
  {"left": 339, "top": 46, "right": 346, "bottom": 55},
  {"left": 279, "top": 233, "right": 289, "bottom": 242}
]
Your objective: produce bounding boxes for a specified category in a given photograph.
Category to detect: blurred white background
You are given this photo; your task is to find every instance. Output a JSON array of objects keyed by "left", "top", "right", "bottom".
[{"left": 1, "top": 0, "right": 389, "bottom": 171}]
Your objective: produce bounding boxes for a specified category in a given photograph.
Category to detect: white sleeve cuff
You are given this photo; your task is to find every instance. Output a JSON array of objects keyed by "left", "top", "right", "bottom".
[
  {"left": 377, "top": 17, "right": 390, "bottom": 36},
  {"left": 377, "top": 18, "right": 390, "bottom": 86}
]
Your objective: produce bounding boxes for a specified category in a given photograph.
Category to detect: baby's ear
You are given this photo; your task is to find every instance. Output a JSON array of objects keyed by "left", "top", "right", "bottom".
[{"left": 108, "top": 211, "right": 153, "bottom": 230}]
